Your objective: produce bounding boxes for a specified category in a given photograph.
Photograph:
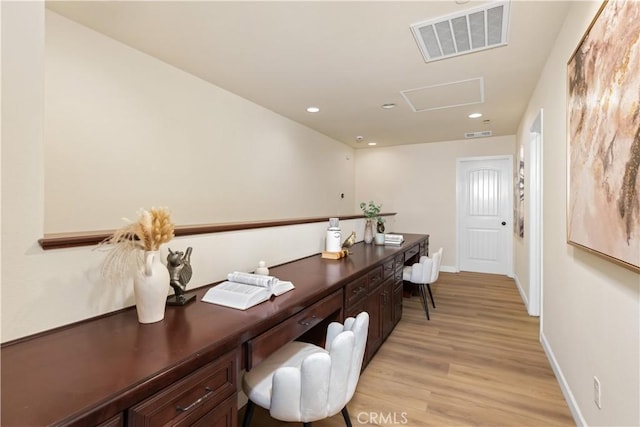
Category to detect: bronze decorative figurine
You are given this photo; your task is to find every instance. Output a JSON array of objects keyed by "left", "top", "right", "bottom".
[
  {"left": 341, "top": 231, "right": 357, "bottom": 255},
  {"left": 166, "top": 247, "right": 196, "bottom": 306},
  {"left": 321, "top": 231, "right": 355, "bottom": 259}
]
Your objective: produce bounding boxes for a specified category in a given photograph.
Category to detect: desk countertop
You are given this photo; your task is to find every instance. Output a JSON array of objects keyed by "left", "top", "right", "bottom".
[{"left": 0, "top": 233, "right": 427, "bottom": 426}]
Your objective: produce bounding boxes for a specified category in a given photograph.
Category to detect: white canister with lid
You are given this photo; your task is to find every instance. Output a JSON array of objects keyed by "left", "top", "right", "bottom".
[{"left": 325, "top": 217, "right": 342, "bottom": 252}]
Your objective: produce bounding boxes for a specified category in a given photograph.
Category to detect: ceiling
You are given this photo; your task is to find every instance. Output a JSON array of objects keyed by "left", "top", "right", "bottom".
[{"left": 45, "top": 1, "right": 571, "bottom": 149}]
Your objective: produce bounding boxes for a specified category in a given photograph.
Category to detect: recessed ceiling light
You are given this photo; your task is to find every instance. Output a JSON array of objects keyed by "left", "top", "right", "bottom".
[
  {"left": 367, "top": 142, "right": 377, "bottom": 146},
  {"left": 468, "top": 112, "right": 483, "bottom": 119},
  {"left": 381, "top": 103, "right": 396, "bottom": 109},
  {"left": 306, "top": 106, "right": 320, "bottom": 113},
  {"left": 356, "top": 135, "right": 364, "bottom": 142}
]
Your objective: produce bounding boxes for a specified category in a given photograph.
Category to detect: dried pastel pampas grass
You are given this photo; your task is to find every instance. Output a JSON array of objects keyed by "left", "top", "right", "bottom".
[
  {"left": 134, "top": 207, "right": 175, "bottom": 251},
  {"left": 98, "top": 207, "right": 175, "bottom": 285}
]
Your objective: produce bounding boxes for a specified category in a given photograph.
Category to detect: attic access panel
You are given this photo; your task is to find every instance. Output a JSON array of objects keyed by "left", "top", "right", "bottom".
[{"left": 401, "top": 77, "right": 484, "bottom": 112}]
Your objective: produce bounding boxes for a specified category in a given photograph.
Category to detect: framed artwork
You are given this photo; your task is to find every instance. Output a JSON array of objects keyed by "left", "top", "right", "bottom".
[
  {"left": 516, "top": 144, "right": 525, "bottom": 239},
  {"left": 567, "top": 0, "right": 640, "bottom": 272}
]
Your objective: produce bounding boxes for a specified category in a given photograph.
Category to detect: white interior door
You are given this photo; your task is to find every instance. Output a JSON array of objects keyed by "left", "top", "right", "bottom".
[{"left": 457, "top": 156, "right": 513, "bottom": 275}]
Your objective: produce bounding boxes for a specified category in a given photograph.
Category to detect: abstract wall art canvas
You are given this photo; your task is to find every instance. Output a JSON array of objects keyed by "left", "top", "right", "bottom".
[
  {"left": 517, "top": 143, "right": 525, "bottom": 239},
  {"left": 567, "top": 0, "right": 640, "bottom": 272}
]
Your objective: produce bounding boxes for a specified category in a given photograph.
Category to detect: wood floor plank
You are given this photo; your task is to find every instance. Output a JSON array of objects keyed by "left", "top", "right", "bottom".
[{"left": 238, "top": 271, "right": 574, "bottom": 426}]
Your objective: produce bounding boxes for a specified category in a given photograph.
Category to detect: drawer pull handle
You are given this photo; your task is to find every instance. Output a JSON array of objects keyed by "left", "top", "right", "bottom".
[
  {"left": 353, "top": 286, "right": 365, "bottom": 295},
  {"left": 176, "top": 387, "right": 213, "bottom": 412},
  {"left": 298, "top": 315, "right": 318, "bottom": 327}
]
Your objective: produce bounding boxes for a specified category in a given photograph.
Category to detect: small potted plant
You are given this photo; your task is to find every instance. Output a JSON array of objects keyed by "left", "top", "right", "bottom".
[{"left": 360, "top": 201, "right": 381, "bottom": 244}]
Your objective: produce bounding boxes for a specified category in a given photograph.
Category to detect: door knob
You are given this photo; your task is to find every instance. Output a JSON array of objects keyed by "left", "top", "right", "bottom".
[{"left": 501, "top": 221, "right": 506, "bottom": 226}]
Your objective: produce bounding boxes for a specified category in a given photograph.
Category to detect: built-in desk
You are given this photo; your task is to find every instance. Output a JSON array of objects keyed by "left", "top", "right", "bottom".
[{"left": 1, "top": 233, "right": 427, "bottom": 426}]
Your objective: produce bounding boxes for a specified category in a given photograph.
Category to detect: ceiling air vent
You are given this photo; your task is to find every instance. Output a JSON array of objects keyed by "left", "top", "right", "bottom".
[
  {"left": 410, "top": 1, "right": 510, "bottom": 63},
  {"left": 465, "top": 130, "right": 492, "bottom": 139}
]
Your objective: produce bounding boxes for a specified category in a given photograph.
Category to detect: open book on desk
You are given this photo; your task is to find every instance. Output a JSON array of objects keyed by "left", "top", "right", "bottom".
[{"left": 202, "top": 272, "right": 295, "bottom": 310}]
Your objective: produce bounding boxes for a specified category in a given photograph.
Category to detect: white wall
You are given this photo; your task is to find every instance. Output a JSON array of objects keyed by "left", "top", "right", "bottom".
[
  {"left": 354, "top": 135, "right": 515, "bottom": 271},
  {"left": 1, "top": 1, "right": 46, "bottom": 342},
  {"left": 516, "top": 2, "right": 640, "bottom": 425},
  {"left": 0, "top": 4, "right": 371, "bottom": 343},
  {"left": 513, "top": 130, "right": 530, "bottom": 307},
  {"left": 44, "top": 11, "right": 355, "bottom": 233}
]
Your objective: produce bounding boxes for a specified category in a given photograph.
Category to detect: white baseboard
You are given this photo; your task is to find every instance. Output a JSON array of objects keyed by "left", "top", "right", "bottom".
[
  {"left": 540, "top": 332, "right": 585, "bottom": 426},
  {"left": 513, "top": 273, "right": 529, "bottom": 309},
  {"left": 440, "top": 265, "right": 459, "bottom": 273}
]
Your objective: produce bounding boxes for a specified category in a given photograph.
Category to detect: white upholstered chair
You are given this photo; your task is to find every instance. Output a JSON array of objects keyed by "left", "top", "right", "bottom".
[
  {"left": 241, "top": 311, "right": 369, "bottom": 427},
  {"left": 402, "top": 247, "right": 443, "bottom": 320}
]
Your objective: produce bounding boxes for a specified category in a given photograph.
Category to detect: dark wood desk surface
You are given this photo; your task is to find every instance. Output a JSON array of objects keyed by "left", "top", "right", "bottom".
[{"left": 0, "top": 234, "right": 427, "bottom": 426}]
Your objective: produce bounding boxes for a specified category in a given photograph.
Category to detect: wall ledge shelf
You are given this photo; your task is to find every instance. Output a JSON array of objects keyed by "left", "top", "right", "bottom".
[{"left": 39, "top": 213, "right": 397, "bottom": 250}]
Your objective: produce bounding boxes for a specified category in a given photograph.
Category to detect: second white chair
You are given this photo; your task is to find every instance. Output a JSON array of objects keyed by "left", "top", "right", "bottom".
[
  {"left": 241, "top": 311, "right": 369, "bottom": 427},
  {"left": 402, "top": 247, "right": 443, "bottom": 320}
]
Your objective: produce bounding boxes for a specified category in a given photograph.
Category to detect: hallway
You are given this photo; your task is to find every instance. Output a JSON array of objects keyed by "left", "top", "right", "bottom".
[{"left": 239, "top": 271, "right": 574, "bottom": 426}]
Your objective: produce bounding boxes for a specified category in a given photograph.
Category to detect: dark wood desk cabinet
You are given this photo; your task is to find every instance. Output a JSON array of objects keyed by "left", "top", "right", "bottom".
[{"left": 1, "top": 234, "right": 427, "bottom": 427}]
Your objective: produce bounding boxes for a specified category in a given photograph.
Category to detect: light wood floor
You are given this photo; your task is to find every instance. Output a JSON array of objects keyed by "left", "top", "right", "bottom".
[{"left": 238, "top": 271, "right": 575, "bottom": 426}]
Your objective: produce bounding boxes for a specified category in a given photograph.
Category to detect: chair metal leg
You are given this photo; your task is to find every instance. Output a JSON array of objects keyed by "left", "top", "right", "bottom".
[
  {"left": 242, "top": 400, "right": 255, "bottom": 427},
  {"left": 418, "top": 285, "right": 430, "bottom": 320},
  {"left": 426, "top": 283, "right": 436, "bottom": 308},
  {"left": 341, "top": 406, "right": 353, "bottom": 427}
]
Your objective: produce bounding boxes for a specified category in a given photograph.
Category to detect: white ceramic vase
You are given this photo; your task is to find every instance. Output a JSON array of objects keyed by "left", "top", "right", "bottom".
[
  {"left": 364, "top": 219, "right": 374, "bottom": 244},
  {"left": 134, "top": 250, "right": 170, "bottom": 324}
]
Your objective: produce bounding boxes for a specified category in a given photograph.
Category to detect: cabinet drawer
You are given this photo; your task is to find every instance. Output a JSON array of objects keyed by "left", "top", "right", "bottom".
[
  {"left": 129, "top": 349, "right": 237, "bottom": 427},
  {"left": 394, "top": 254, "right": 404, "bottom": 271},
  {"left": 382, "top": 259, "right": 394, "bottom": 279},
  {"left": 404, "top": 245, "right": 420, "bottom": 263},
  {"left": 394, "top": 266, "right": 403, "bottom": 282},
  {"left": 345, "top": 299, "right": 366, "bottom": 319},
  {"left": 97, "top": 413, "right": 123, "bottom": 427},
  {"left": 247, "top": 289, "right": 343, "bottom": 370},
  {"left": 367, "top": 266, "right": 383, "bottom": 290},
  {"left": 345, "top": 275, "right": 368, "bottom": 307},
  {"left": 178, "top": 394, "right": 236, "bottom": 427}
]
